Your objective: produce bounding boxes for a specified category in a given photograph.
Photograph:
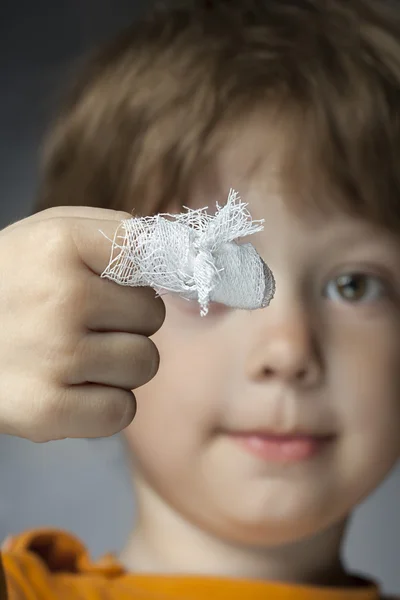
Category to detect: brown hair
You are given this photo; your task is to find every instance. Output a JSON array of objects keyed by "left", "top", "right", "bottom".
[{"left": 35, "top": 0, "right": 400, "bottom": 229}]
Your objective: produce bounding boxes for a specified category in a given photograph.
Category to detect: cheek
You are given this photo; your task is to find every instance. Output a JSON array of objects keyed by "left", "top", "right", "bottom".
[
  {"left": 125, "top": 310, "right": 230, "bottom": 473},
  {"left": 330, "top": 316, "right": 400, "bottom": 472},
  {"left": 142, "top": 298, "right": 235, "bottom": 410}
]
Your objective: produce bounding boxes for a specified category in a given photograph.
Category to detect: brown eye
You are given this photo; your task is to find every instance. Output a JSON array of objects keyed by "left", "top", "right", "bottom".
[{"left": 324, "top": 273, "right": 384, "bottom": 304}]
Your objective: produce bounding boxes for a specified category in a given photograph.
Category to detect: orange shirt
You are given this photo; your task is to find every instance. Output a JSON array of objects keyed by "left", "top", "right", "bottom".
[{"left": 0, "top": 529, "right": 384, "bottom": 600}]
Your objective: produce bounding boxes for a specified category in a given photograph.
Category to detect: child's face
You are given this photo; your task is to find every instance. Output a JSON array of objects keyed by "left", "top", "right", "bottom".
[{"left": 125, "top": 125, "right": 400, "bottom": 547}]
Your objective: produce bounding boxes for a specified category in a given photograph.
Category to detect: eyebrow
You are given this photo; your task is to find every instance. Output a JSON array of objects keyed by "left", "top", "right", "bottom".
[{"left": 315, "top": 225, "right": 400, "bottom": 257}]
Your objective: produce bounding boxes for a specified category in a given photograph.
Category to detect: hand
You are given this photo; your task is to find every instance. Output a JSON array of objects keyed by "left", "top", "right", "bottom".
[{"left": 0, "top": 206, "right": 165, "bottom": 441}]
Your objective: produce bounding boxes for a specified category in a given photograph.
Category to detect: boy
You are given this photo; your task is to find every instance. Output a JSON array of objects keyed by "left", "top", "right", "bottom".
[{"left": 0, "top": 0, "right": 399, "bottom": 598}]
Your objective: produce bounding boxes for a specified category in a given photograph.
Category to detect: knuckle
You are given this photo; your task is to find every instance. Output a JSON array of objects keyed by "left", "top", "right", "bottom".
[
  {"left": 35, "top": 218, "right": 73, "bottom": 259},
  {"left": 55, "top": 333, "right": 88, "bottom": 384},
  {"left": 40, "top": 330, "right": 83, "bottom": 389},
  {"left": 113, "top": 210, "right": 133, "bottom": 222},
  {"left": 51, "top": 278, "right": 90, "bottom": 331},
  {"left": 23, "top": 389, "right": 66, "bottom": 443},
  {"left": 36, "top": 207, "right": 65, "bottom": 220},
  {"left": 21, "top": 222, "right": 89, "bottom": 327},
  {"left": 29, "top": 431, "right": 59, "bottom": 444},
  {"left": 64, "top": 277, "right": 91, "bottom": 315},
  {"left": 33, "top": 391, "right": 63, "bottom": 427}
]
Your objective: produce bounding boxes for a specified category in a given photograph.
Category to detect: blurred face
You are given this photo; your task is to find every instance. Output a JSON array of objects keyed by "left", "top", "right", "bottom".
[{"left": 125, "top": 128, "right": 400, "bottom": 548}]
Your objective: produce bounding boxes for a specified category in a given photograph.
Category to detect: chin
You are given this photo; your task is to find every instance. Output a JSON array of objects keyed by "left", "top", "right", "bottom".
[
  {"left": 204, "top": 511, "right": 343, "bottom": 548},
  {"left": 200, "top": 485, "right": 346, "bottom": 547}
]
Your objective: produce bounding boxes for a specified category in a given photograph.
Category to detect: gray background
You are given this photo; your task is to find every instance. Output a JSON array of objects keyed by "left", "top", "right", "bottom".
[{"left": 0, "top": 1, "right": 398, "bottom": 595}]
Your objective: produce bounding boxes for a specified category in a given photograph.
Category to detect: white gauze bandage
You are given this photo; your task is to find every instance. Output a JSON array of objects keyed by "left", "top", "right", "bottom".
[{"left": 101, "top": 189, "right": 275, "bottom": 316}]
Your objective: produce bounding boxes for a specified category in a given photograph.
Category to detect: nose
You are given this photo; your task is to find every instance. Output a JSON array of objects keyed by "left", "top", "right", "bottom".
[{"left": 246, "top": 305, "right": 322, "bottom": 387}]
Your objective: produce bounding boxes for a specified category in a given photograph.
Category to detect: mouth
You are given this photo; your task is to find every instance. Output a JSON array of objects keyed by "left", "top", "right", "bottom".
[{"left": 228, "top": 431, "right": 336, "bottom": 463}]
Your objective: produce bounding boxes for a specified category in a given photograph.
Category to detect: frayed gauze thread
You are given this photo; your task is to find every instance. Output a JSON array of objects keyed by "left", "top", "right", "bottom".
[{"left": 101, "top": 189, "right": 275, "bottom": 316}]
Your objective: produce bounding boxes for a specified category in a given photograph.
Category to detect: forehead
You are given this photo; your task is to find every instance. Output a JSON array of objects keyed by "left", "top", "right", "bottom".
[
  {"left": 190, "top": 112, "right": 342, "bottom": 228},
  {"left": 187, "top": 105, "right": 400, "bottom": 238}
]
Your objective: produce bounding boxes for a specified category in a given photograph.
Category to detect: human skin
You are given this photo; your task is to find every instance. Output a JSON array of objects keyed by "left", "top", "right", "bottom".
[{"left": 122, "top": 119, "right": 400, "bottom": 585}]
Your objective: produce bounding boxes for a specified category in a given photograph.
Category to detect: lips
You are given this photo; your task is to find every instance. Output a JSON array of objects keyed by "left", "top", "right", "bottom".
[{"left": 229, "top": 432, "right": 335, "bottom": 463}]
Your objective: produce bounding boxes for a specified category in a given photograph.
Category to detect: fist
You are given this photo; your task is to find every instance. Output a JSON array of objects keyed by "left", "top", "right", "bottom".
[{"left": 0, "top": 206, "right": 165, "bottom": 442}]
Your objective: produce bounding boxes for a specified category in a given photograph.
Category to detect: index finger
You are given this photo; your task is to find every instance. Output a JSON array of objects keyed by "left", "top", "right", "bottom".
[
  {"left": 66, "top": 215, "right": 135, "bottom": 277},
  {"left": 8, "top": 207, "right": 134, "bottom": 277},
  {"left": 17, "top": 205, "right": 133, "bottom": 226}
]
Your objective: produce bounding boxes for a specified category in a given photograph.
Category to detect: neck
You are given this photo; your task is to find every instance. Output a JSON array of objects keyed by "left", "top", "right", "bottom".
[{"left": 120, "top": 480, "right": 350, "bottom": 587}]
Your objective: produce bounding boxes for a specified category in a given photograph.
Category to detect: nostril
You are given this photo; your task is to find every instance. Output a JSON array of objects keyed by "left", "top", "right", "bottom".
[
  {"left": 296, "top": 368, "right": 307, "bottom": 381},
  {"left": 262, "top": 367, "right": 275, "bottom": 378},
  {"left": 262, "top": 366, "right": 308, "bottom": 381}
]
